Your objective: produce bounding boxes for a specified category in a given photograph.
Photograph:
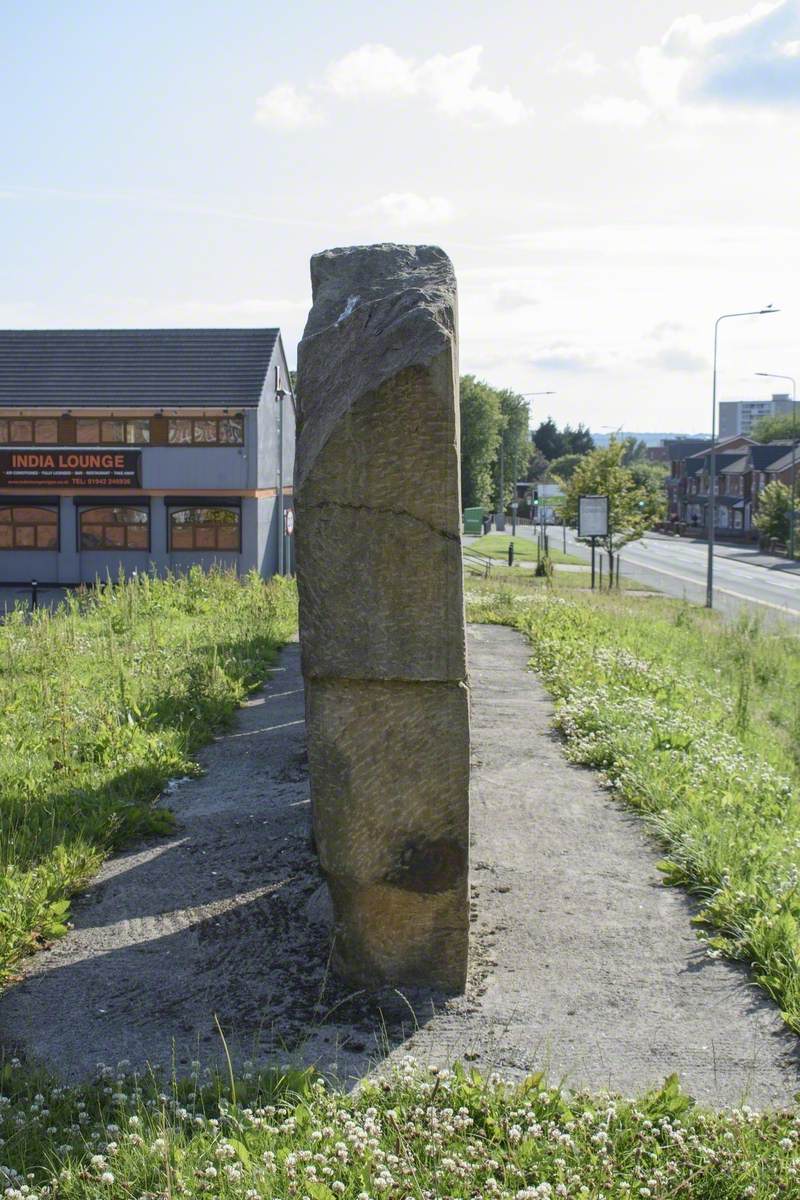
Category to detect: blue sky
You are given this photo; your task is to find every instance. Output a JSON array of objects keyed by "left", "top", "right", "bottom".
[{"left": 2, "top": 0, "right": 800, "bottom": 431}]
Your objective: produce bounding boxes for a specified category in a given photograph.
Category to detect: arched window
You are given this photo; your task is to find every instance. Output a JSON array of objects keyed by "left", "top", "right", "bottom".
[
  {"left": 0, "top": 505, "right": 58, "bottom": 549},
  {"left": 79, "top": 506, "right": 149, "bottom": 550},
  {"left": 169, "top": 507, "right": 240, "bottom": 551}
]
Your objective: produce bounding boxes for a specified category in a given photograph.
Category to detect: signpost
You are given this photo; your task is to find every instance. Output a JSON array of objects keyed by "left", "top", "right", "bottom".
[
  {"left": 0, "top": 449, "right": 141, "bottom": 490},
  {"left": 578, "top": 494, "right": 609, "bottom": 590}
]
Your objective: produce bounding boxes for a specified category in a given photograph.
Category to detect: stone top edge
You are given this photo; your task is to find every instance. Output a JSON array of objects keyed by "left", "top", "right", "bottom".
[{"left": 301, "top": 243, "right": 456, "bottom": 342}]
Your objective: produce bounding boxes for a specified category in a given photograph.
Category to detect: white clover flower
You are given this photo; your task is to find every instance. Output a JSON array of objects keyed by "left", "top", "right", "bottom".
[{"left": 100, "top": 1172, "right": 114, "bottom": 1185}]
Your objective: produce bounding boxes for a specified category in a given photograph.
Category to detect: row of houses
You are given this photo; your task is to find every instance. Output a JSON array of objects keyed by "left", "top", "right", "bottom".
[{"left": 665, "top": 435, "right": 798, "bottom": 537}]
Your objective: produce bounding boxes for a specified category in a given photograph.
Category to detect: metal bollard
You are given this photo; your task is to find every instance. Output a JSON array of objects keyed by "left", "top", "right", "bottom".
[
  {"left": 30, "top": 578, "right": 38, "bottom": 611},
  {"left": 508, "top": 541, "right": 515, "bottom": 567}
]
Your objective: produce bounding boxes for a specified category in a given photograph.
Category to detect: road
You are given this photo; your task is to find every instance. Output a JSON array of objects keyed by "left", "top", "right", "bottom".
[{"left": 513, "top": 525, "right": 800, "bottom": 623}]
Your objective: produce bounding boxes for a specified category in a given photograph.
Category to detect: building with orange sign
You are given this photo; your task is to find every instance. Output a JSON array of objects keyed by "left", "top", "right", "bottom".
[{"left": 0, "top": 328, "right": 295, "bottom": 584}]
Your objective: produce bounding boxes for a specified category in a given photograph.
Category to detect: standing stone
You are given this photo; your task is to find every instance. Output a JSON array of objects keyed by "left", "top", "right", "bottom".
[{"left": 295, "top": 244, "right": 469, "bottom": 992}]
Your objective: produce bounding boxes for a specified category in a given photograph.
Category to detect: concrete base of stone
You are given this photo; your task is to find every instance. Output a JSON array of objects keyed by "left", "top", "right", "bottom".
[
  {"left": 326, "top": 876, "right": 469, "bottom": 992},
  {"left": 306, "top": 676, "right": 469, "bottom": 992}
]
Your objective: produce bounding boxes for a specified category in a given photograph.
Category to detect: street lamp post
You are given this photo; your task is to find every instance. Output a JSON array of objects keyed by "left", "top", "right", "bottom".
[
  {"left": 755, "top": 372, "right": 797, "bottom": 558},
  {"left": 706, "top": 307, "right": 778, "bottom": 609}
]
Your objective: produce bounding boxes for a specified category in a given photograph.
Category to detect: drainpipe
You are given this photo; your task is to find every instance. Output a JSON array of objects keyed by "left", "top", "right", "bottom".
[{"left": 276, "top": 387, "right": 286, "bottom": 577}]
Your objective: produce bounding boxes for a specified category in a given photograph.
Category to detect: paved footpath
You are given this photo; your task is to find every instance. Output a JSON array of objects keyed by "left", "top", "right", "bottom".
[
  {"left": 2, "top": 626, "right": 799, "bottom": 1106},
  {"left": 398, "top": 625, "right": 800, "bottom": 1107}
]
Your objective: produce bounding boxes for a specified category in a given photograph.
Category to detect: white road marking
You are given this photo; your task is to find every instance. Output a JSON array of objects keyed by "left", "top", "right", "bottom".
[{"left": 617, "top": 559, "right": 799, "bottom": 615}]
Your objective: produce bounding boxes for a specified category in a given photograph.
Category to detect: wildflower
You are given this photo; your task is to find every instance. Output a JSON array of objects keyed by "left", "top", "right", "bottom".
[{"left": 100, "top": 1172, "right": 115, "bottom": 1185}]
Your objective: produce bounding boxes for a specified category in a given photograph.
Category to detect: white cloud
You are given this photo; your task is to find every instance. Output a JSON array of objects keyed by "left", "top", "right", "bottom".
[
  {"left": 554, "top": 46, "right": 604, "bottom": 77},
  {"left": 579, "top": 95, "right": 652, "bottom": 127},
  {"left": 357, "top": 192, "right": 454, "bottom": 227},
  {"left": 166, "top": 297, "right": 309, "bottom": 321},
  {"left": 325, "top": 44, "right": 417, "bottom": 97},
  {"left": 493, "top": 285, "right": 540, "bottom": 312},
  {"left": 528, "top": 343, "right": 600, "bottom": 372},
  {"left": 257, "top": 43, "right": 529, "bottom": 131},
  {"left": 637, "top": 0, "right": 800, "bottom": 111},
  {"left": 413, "top": 46, "right": 528, "bottom": 124},
  {"left": 254, "top": 84, "right": 321, "bottom": 129},
  {"left": 644, "top": 346, "right": 709, "bottom": 372}
]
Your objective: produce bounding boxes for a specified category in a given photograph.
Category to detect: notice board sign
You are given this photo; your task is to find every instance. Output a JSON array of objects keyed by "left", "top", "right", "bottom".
[
  {"left": 578, "top": 494, "right": 609, "bottom": 538},
  {"left": 0, "top": 449, "right": 142, "bottom": 490}
]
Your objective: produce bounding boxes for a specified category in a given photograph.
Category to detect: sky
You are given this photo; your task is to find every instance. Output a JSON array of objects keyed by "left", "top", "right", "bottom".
[{"left": 2, "top": 0, "right": 800, "bottom": 433}]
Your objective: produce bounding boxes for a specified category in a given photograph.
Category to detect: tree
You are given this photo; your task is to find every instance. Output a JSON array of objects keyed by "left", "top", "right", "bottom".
[
  {"left": 628, "top": 457, "right": 669, "bottom": 505},
  {"left": 750, "top": 412, "right": 798, "bottom": 442},
  {"left": 561, "top": 440, "right": 665, "bottom": 582},
  {"left": 495, "top": 388, "right": 531, "bottom": 507},
  {"left": 753, "top": 480, "right": 791, "bottom": 543},
  {"left": 621, "top": 436, "right": 649, "bottom": 465},
  {"left": 459, "top": 375, "right": 502, "bottom": 508},
  {"left": 523, "top": 445, "right": 550, "bottom": 483},
  {"left": 562, "top": 422, "right": 595, "bottom": 455},
  {"left": 547, "top": 452, "right": 583, "bottom": 483},
  {"left": 532, "top": 417, "right": 566, "bottom": 461}
]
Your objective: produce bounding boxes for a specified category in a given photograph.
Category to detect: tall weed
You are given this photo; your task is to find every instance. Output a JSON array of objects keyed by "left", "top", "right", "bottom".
[{"left": 0, "top": 568, "right": 297, "bottom": 984}]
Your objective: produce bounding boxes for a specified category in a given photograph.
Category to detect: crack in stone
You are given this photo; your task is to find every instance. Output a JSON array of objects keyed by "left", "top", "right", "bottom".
[{"left": 303, "top": 499, "right": 460, "bottom": 543}]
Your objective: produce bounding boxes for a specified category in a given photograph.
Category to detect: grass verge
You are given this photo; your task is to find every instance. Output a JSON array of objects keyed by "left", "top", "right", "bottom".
[
  {"left": 468, "top": 533, "right": 585, "bottom": 566},
  {"left": 2, "top": 1058, "right": 800, "bottom": 1199},
  {"left": 468, "top": 586, "right": 800, "bottom": 1036},
  {"left": 465, "top": 568, "right": 654, "bottom": 594},
  {"left": 0, "top": 568, "right": 297, "bottom": 986}
]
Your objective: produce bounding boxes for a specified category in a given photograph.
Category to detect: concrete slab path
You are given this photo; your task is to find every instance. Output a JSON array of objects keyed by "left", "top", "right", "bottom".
[{"left": 2, "top": 625, "right": 799, "bottom": 1107}]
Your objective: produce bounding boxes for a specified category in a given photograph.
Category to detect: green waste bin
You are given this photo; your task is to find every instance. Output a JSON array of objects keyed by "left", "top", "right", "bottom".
[{"left": 462, "top": 507, "right": 484, "bottom": 534}]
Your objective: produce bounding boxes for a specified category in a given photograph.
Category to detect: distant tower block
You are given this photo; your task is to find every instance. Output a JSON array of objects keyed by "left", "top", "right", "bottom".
[{"left": 295, "top": 244, "right": 469, "bottom": 991}]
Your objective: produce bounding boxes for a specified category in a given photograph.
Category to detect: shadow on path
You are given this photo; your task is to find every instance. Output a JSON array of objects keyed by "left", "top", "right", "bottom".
[{"left": 2, "top": 631, "right": 800, "bottom": 1107}]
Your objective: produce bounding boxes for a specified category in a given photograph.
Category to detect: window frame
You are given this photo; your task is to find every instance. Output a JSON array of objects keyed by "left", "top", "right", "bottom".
[
  {"left": 167, "top": 416, "right": 245, "bottom": 446},
  {"left": 77, "top": 504, "right": 151, "bottom": 552},
  {"left": 168, "top": 504, "right": 242, "bottom": 553},
  {"left": 0, "top": 502, "right": 60, "bottom": 551},
  {"left": 75, "top": 418, "right": 151, "bottom": 446},
  {"left": 0, "top": 418, "right": 61, "bottom": 445}
]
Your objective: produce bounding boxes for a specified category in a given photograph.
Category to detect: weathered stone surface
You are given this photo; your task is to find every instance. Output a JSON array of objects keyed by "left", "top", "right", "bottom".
[{"left": 295, "top": 243, "right": 469, "bottom": 991}]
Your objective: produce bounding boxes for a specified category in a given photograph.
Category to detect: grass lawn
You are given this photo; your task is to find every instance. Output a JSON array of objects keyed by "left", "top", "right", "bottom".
[
  {"left": 0, "top": 569, "right": 296, "bottom": 986},
  {"left": 464, "top": 566, "right": 654, "bottom": 593},
  {"left": 4, "top": 573, "right": 800, "bottom": 1193},
  {"left": 3, "top": 1058, "right": 800, "bottom": 1199},
  {"left": 468, "top": 586, "right": 800, "bottom": 1038},
  {"left": 468, "top": 532, "right": 585, "bottom": 567}
]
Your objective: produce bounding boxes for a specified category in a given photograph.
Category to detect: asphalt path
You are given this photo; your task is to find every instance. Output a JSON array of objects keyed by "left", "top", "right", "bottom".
[{"left": 507, "top": 526, "right": 800, "bottom": 623}]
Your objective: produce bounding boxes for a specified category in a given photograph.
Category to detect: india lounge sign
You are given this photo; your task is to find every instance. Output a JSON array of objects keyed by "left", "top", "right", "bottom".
[{"left": 0, "top": 449, "right": 142, "bottom": 489}]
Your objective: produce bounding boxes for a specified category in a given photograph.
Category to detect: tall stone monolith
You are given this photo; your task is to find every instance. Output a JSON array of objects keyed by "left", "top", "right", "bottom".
[{"left": 295, "top": 244, "right": 469, "bottom": 992}]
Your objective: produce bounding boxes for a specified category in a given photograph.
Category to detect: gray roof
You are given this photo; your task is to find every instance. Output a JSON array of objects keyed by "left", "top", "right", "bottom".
[
  {"left": 766, "top": 449, "right": 799, "bottom": 475},
  {"left": 664, "top": 438, "right": 710, "bottom": 461},
  {"left": 0, "top": 329, "right": 280, "bottom": 409},
  {"left": 751, "top": 442, "right": 795, "bottom": 470},
  {"left": 720, "top": 456, "right": 749, "bottom": 474}
]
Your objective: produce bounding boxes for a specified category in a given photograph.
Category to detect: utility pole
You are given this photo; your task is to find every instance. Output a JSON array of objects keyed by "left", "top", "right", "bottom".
[{"left": 496, "top": 439, "right": 505, "bottom": 531}]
